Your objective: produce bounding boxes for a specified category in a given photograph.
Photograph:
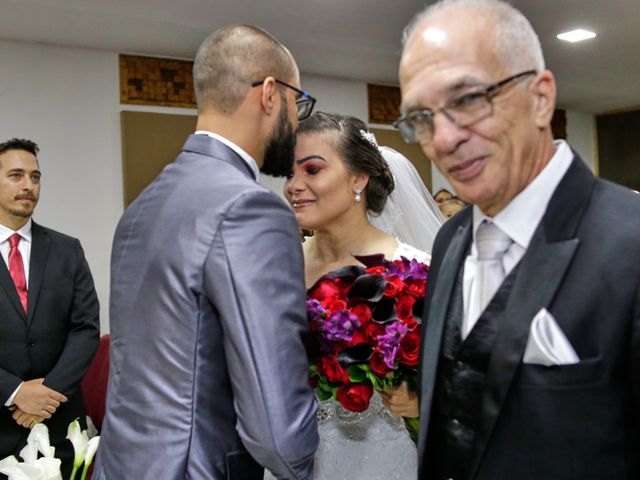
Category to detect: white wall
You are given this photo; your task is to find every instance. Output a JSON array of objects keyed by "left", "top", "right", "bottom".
[
  {"left": 0, "top": 40, "right": 122, "bottom": 333},
  {"left": 0, "top": 39, "right": 596, "bottom": 331}
]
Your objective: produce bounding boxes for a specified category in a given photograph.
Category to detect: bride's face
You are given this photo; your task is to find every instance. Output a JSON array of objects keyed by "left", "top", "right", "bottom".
[{"left": 284, "top": 132, "right": 359, "bottom": 231}]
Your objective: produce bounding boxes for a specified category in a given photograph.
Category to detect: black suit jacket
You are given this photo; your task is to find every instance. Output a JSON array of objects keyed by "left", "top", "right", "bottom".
[
  {"left": 0, "top": 221, "right": 100, "bottom": 455},
  {"left": 418, "top": 155, "right": 640, "bottom": 479}
]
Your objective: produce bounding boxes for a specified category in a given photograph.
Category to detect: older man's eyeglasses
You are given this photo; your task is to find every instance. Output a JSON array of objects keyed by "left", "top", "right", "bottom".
[
  {"left": 252, "top": 79, "right": 317, "bottom": 121},
  {"left": 394, "top": 70, "right": 537, "bottom": 144}
]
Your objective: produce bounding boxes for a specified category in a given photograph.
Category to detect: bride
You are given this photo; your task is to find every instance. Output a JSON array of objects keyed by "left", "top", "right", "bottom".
[{"left": 266, "top": 112, "right": 442, "bottom": 479}]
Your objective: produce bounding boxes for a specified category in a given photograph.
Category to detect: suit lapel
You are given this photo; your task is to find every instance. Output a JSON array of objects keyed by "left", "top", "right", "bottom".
[
  {"left": 471, "top": 155, "right": 597, "bottom": 476},
  {"left": 181, "top": 134, "right": 257, "bottom": 180},
  {"left": 418, "top": 220, "right": 471, "bottom": 451},
  {"left": 0, "top": 251, "right": 27, "bottom": 321},
  {"left": 26, "top": 222, "right": 51, "bottom": 324}
]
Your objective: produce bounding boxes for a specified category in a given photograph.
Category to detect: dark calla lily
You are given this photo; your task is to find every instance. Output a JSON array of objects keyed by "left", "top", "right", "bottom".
[
  {"left": 372, "top": 296, "right": 397, "bottom": 324},
  {"left": 353, "top": 253, "right": 386, "bottom": 268},
  {"left": 338, "top": 344, "right": 373, "bottom": 365},
  {"left": 347, "top": 274, "right": 387, "bottom": 302}
]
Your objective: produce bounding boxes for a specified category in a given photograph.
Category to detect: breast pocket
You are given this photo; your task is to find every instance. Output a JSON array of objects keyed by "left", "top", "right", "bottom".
[{"left": 517, "top": 356, "right": 602, "bottom": 387}]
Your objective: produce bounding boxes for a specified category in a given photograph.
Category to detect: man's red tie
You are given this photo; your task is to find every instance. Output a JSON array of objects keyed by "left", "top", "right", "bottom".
[{"left": 8, "top": 233, "right": 28, "bottom": 312}]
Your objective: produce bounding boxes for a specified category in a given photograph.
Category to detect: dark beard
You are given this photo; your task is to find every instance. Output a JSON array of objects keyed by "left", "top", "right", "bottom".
[{"left": 261, "top": 100, "right": 296, "bottom": 177}]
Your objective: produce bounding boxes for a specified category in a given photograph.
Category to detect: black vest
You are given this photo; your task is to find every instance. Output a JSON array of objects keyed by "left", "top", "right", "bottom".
[{"left": 428, "top": 258, "right": 521, "bottom": 480}]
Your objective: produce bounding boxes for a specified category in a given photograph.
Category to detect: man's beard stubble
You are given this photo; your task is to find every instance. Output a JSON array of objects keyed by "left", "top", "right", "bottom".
[{"left": 261, "top": 100, "right": 296, "bottom": 178}]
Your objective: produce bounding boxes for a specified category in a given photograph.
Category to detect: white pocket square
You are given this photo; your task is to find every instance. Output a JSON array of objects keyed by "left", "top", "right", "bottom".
[{"left": 523, "top": 308, "right": 579, "bottom": 366}]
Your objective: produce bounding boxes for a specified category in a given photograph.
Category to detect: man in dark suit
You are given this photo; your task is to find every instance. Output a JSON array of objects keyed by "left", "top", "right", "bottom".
[
  {"left": 0, "top": 138, "right": 100, "bottom": 474},
  {"left": 397, "top": 1, "right": 640, "bottom": 478},
  {"left": 94, "top": 25, "right": 318, "bottom": 480}
]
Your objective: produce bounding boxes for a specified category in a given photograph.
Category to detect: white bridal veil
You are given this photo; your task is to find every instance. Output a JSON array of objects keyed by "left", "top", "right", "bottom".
[{"left": 369, "top": 146, "right": 444, "bottom": 254}]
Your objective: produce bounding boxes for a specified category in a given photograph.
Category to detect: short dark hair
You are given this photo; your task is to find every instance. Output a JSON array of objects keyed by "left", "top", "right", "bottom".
[
  {"left": 193, "top": 24, "right": 295, "bottom": 113},
  {"left": 0, "top": 138, "right": 39, "bottom": 157},
  {"left": 297, "top": 112, "right": 395, "bottom": 214}
]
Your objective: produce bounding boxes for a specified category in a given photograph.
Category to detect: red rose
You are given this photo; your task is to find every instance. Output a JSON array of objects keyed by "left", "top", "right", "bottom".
[
  {"left": 309, "top": 376, "right": 318, "bottom": 389},
  {"left": 347, "top": 329, "right": 368, "bottom": 346},
  {"left": 370, "top": 349, "right": 390, "bottom": 376},
  {"left": 320, "top": 355, "right": 350, "bottom": 384},
  {"left": 393, "top": 259, "right": 405, "bottom": 270},
  {"left": 383, "top": 276, "right": 405, "bottom": 298},
  {"left": 351, "top": 303, "right": 372, "bottom": 327},
  {"left": 405, "top": 279, "right": 426, "bottom": 298},
  {"left": 365, "top": 266, "right": 386, "bottom": 276},
  {"left": 310, "top": 279, "right": 342, "bottom": 301},
  {"left": 334, "top": 278, "right": 352, "bottom": 296},
  {"left": 398, "top": 332, "right": 420, "bottom": 367},
  {"left": 365, "top": 322, "right": 386, "bottom": 342},
  {"left": 336, "top": 383, "right": 374, "bottom": 412},
  {"left": 396, "top": 295, "right": 417, "bottom": 330},
  {"left": 323, "top": 296, "right": 347, "bottom": 314},
  {"left": 396, "top": 295, "right": 416, "bottom": 321}
]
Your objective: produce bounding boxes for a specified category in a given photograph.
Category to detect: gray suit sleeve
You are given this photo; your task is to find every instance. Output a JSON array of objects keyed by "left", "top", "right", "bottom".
[{"left": 204, "top": 189, "right": 318, "bottom": 480}]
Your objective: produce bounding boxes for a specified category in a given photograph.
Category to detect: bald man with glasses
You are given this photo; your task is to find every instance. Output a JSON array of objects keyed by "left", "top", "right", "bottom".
[
  {"left": 399, "top": 1, "right": 640, "bottom": 479},
  {"left": 95, "top": 25, "right": 318, "bottom": 480}
]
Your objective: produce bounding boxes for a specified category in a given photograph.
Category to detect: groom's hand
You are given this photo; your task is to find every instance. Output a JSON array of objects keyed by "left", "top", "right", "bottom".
[{"left": 380, "top": 381, "right": 419, "bottom": 417}]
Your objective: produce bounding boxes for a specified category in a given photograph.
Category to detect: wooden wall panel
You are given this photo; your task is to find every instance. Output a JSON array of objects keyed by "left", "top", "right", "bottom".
[
  {"left": 596, "top": 109, "right": 640, "bottom": 191},
  {"left": 120, "top": 111, "right": 196, "bottom": 206},
  {"left": 120, "top": 54, "right": 196, "bottom": 108},
  {"left": 371, "top": 128, "right": 432, "bottom": 192}
]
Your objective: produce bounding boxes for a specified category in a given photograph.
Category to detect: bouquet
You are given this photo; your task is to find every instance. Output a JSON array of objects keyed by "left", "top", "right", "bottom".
[{"left": 306, "top": 254, "right": 428, "bottom": 441}]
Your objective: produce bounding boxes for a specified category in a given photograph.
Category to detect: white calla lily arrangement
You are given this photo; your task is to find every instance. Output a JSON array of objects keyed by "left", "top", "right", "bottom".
[{"left": 0, "top": 419, "right": 99, "bottom": 480}]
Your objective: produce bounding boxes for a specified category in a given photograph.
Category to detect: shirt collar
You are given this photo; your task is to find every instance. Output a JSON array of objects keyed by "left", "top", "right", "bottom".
[
  {"left": 0, "top": 218, "right": 33, "bottom": 244},
  {"left": 195, "top": 130, "right": 260, "bottom": 180},
  {"left": 472, "top": 139, "right": 574, "bottom": 249}
]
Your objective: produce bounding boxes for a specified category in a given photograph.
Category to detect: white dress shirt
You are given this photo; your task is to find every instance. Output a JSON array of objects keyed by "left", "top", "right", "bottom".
[
  {"left": 0, "top": 219, "right": 33, "bottom": 405},
  {"left": 461, "top": 140, "right": 574, "bottom": 339},
  {"left": 195, "top": 130, "right": 260, "bottom": 180}
]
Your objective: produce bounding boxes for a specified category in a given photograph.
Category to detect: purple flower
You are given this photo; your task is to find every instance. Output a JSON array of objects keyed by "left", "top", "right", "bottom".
[
  {"left": 377, "top": 321, "right": 409, "bottom": 369},
  {"left": 321, "top": 310, "right": 361, "bottom": 342},
  {"left": 406, "top": 258, "right": 429, "bottom": 280},
  {"left": 307, "top": 298, "right": 326, "bottom": 323}
]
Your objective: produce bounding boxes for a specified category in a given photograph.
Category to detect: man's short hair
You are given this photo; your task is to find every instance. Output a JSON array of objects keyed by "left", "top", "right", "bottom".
[
  {"left": 193, "top": 24, "right": 295, "bottom": 114},
  {"left": 403, "top": 0, "right": 545, "bottom": 73},
  {"left": 0, "top": 138, "right": 39, "bottom": 159}
]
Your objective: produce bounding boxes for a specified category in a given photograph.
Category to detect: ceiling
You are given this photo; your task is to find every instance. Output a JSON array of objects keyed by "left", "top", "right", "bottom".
[{"left": 1, "top": 0, "right": 638, "bottom": 113}]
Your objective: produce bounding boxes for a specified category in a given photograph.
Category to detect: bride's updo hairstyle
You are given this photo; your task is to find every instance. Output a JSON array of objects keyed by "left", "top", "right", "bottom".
[{"left": 297, "top": 112, "right": 395, "bottom": 214}]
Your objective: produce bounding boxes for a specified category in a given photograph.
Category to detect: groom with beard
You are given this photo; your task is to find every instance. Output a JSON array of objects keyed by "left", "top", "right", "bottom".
[{"left": 95, "top": 25, "right": 319, "bottom": 480}]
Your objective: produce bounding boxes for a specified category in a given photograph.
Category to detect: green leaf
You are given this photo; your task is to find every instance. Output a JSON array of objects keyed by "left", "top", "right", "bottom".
[
  {"left": 403, "top": 416, "right": 420, "bottom": 446},
  {"left": 315, "top": 388, "right": 332, "bottom": 401},
  {"left": 348, "top": 365, "right": 367, "bottom": 382},
  {"left": 365, "top": 370, "right": 383, "bottom": 390}
]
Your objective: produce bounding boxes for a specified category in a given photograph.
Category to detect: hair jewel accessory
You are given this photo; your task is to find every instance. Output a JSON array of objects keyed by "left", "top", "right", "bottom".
[{"left": 359, "top": 130, "right": 382, "bottom": 152}]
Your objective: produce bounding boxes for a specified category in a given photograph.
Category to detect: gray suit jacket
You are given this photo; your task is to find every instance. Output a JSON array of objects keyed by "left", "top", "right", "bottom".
[{"left": 94, "top": 134, "right": 318, "bottom": 479}]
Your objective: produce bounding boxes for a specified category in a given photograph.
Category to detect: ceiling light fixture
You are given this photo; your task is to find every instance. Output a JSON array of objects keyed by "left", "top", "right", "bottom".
[{"left": 557, "top": 29, "right": 596, "bottom": 43}]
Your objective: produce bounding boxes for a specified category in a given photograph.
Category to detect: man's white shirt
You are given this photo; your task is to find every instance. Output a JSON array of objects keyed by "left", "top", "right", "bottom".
[{"left": 195, "top": 130, "right": 260, "bottom": 180}]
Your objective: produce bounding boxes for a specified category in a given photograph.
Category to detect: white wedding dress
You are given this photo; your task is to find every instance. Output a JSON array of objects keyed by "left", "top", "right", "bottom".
[{"left": 265, "top": 242, "right": 428, "bottom": 480}]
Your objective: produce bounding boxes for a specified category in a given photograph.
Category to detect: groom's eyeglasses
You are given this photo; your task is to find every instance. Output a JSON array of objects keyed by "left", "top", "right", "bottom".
[{"left": 252, "top": 79, "right": 317, "bottom": 121}]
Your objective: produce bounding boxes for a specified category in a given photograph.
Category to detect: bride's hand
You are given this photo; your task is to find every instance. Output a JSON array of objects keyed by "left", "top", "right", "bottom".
[{"left": 379, "top": 381, "right": 419, "bottom": 417}]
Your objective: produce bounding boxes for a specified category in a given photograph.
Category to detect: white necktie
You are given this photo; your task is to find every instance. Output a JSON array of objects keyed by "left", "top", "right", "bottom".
[{"left": 464, "top": 221, "right": 513, "bottom": 338}]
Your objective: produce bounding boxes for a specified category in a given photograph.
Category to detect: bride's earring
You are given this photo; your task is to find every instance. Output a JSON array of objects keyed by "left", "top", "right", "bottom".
[{"left": 354, "top": 188, "right": 362, "bottom": 202}]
